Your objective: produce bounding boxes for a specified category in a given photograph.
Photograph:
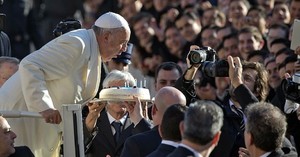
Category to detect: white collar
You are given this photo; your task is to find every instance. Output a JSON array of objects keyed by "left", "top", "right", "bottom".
[
  {"left": 161, "top": 140, "right": 179, "bottom": 147},
  {"left": 260, "top": 151, "right": 272, "bottom": 157},
  {"left": 179, "top": 143, "right": 203, "bottom": 157},
  {"left": 107, "top": 111, "right": 127, "bottom": 125}
]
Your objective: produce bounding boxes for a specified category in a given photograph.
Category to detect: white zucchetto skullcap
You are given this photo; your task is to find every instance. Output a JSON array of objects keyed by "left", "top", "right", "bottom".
[{"left": 94, "top": 12, "right": 130, "bottom": 30}]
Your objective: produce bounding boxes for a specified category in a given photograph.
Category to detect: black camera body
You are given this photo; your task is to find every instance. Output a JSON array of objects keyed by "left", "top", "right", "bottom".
[
  {"left": 188, "top": 47, "right": 216, "bottom": 65},
  {"left": 53, "top": 18, "right": 81, "bottom": 37},
  {"left": 187, "top": 46, "right": 229, "bottom": 77},
  {"left": 282, "top": 72, "right": 300, "bottom": 103}
]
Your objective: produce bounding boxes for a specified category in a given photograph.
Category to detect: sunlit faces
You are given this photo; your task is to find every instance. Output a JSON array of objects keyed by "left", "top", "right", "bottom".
[
  {"left": 0, "top": 117, "right": 17, "bottom": 157},
  {"left": 228, "top": 0, "right": 248, "bottom": 22},
  {"left": 223, "top": 37, "right": 240, "bottom": 57},
  {"left": 101, "top": 28, "right": 130, "bottom": 62},
  {"left": 267, "top": 27, "right": 287, "bottom": 50},
  {"left": 270, "top": 43, "right": 287, "bottom": 55},
  {"left": 143, "top": 55, "right": 163, "bottom": 73},
  {"left": 290, "top": 0, "right": 300, "bottom": 22},
  {"left": 201, "top": 28, "right": 220, "bottom": 50},
  {"left": 216, "top": 26, "right": 234, "bottom": 41},
  {"left": 256, "top": 0, "right": 274, "bottom": 13},
  {"left": 133, "top": 18, "right": 154, "bottom": 43},
  {"left": 155, "top": 69, "right": 181, "bottom": 91},
  {"left": 272, "top": 3, "right": 291, "bottom": 24},
  {"left": 246, "top": 10, "right": 267, "bottom": 34},
  {"left": 175, "top": 16, "right": 201, "bottom": 42},
  {"left": 120, "top": 0, "right": 142, "bottom": 21},
  {"left": 285, "top": 61, "right": 296, "bottom": 76},
  {"left": 238, "top": 33, "right": 263, "bottom": 60},
  {"left": 165, "top": 26, "right": 186, "bottom": 57},
  {"left": 275, "top": 53, "right": 289, "bottom": 65},
  {"left": 242, "top": 68, "right": 258, "bottom": 94},
  {"left": 153, "top": 0, "right": 168, "bottom": 12},
  {"left": 266, "top": 61, "right": 281, "bottom": 89}
]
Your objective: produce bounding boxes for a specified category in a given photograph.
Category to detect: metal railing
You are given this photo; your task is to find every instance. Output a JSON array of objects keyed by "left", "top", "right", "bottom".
[{"left": 0, "top": 104, "right": 84, "bottom": 157}]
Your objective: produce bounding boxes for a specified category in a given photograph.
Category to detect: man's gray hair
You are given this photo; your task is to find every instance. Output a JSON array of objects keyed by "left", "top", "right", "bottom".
[
  {"left": 0, "top": 56, "right": 19, "bottom": 67},
  {"left": 183, "top": 100, "right": 224, "bottom": 145},
  {"left": 102, "top": 70, "right": 136, "bottom": 88}
]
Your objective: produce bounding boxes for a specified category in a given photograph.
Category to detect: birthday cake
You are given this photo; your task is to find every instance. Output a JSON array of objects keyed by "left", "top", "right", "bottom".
[{"left": 99, "top": 87, "right": 151, "bottom": 102}]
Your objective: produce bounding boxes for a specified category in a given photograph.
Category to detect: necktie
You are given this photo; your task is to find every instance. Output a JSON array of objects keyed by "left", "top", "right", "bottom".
[
  {"left": 111, "top": 121, "right": 122, "bottom": 143},
  {"left": 232, "top": 106, "right": 245, "bottom": 131}
]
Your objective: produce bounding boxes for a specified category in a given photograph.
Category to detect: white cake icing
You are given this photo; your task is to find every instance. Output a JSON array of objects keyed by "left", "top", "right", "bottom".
[{"left": 99, "top": 87, "right": 151, "bottom": 101}]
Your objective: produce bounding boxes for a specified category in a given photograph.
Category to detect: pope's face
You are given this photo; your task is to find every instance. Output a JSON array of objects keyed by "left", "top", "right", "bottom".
[{"left": 100, "top": 28, "right": 130, "bottom": 62}]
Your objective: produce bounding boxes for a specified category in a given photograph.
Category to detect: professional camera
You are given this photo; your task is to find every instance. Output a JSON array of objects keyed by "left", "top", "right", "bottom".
[
  {"left": 282, "top": 72, "right": 300, "bottom": 104},
  {"left": 281, "top": 73, "right": 300, "bottom": 114},
  {"left": 188, "top": 47, "right": 216, "bottom": 65},
  {"left": 187, "top": 46, "right": 229, "bottom": 77}
]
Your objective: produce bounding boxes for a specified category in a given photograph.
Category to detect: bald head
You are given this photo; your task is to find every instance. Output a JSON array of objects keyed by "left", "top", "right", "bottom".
[{"left": 152, "top": 86, "right": 186, "bottom": 125}]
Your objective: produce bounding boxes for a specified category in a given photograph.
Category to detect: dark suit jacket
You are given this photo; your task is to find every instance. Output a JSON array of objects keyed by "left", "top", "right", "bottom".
[
  {"left": 146, "top": 143, "right": 176, "bottom": 157},
  {"left": 83, "top": 110, "right": 151, "bottom": 157},
  {"left": 167, "top": 146, "right": 194, "bottom": 157},
  {"left": 120, "top": 126, "right": 161, "bottom": 157},
  {"left": 9, "top": 146, "right": 34, "bottom": 157},
  {"left": 211, "top": 84, "right": 258, "bottom": 157},
  {"left": 267, "top": 150, "right": 286, "bottom": 157}
]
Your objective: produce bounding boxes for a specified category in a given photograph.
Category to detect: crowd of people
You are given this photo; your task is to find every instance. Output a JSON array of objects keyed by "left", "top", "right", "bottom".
[{"left": 0, "top": 0, "right": 300, "bottom": 157}]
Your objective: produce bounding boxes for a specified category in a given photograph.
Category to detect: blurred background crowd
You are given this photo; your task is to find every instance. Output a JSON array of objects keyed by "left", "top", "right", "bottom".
[{"left": 0, "top": 0, "right": 300, "bottom": 156}]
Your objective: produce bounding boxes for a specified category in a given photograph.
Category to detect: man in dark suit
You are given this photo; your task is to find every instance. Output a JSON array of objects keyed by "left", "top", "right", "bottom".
[
  {"left": 83, "top": 70, "right": 151, "bottom": 157},
  {"left": 146, "top": 104, "right": 188, "bottom": 157},
  {"left": 120, "top": 86, "right": 187, "bottom": 157},
  {"left": 210, "top": 56, "right": 270, "bottom": 157},
  {"left": 167, "top": 100, "right": 224, "bottom": 157},
  {"left": 243, "top": 102, "right": 297, "bottom": 157},
  {"left": 0, "top": 116, "right": 34, "bottom": 157},
  {"left": 9, "top": 146, "right": 34, "bottom": 157}
]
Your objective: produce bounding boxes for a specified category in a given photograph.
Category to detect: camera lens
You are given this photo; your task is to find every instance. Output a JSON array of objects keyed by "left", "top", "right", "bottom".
[{"left": 188, "top": 50, "right": 207, "bottom": 65}]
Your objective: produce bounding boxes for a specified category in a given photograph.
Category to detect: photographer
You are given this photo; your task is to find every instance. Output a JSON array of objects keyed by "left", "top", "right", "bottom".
[
  {"left": 174, "top": 45, "right": 201, "bottom": 106},
  {"left": 210, "top": 55, "right": 269, "bottom": 157},
  {"left": 281, "top": 45, "right": 300, "bottom": 154}
]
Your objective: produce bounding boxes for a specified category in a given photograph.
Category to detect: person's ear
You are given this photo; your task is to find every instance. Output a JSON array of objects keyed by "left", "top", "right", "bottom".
[
  {"left": 211, "top": 131, "right": 221, "bottom": 146},
  {"left": 179, "top": 121, "right": 184, "bottom": 136},
  {"left": 151, "top": 104, "right": 158, "bottom": 116},
  {"left": 158, "top": 124, "right": 162, "bottom": 138},
  {"left": 249, "top": 132, "right": 254, "bottom": 145},
  {"left": 259, "top": 40, "right": 265, "bottom": 49},
  {"left": 103, "top": 31, "right": 111, "bottom": 43}
]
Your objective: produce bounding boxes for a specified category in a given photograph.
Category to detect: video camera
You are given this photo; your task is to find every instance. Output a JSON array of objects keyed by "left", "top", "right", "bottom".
[{"left": 188, "top": 46, "right": 229, "bottom": 77}]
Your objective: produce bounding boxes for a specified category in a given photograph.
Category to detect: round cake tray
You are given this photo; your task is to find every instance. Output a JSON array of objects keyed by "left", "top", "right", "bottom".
[{"left": 90, "top": 98, "right": 153, "bottom": 103}]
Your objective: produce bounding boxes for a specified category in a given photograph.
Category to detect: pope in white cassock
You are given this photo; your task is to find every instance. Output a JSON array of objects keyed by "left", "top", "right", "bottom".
[{"left": 0, "top": 12, "right": 131, "bottom": 157}]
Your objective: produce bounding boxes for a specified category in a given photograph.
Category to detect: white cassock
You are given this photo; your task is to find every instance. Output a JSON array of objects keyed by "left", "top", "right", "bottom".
[{"left": 0, "top": 29, "right": 101, "bottom": 157}]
